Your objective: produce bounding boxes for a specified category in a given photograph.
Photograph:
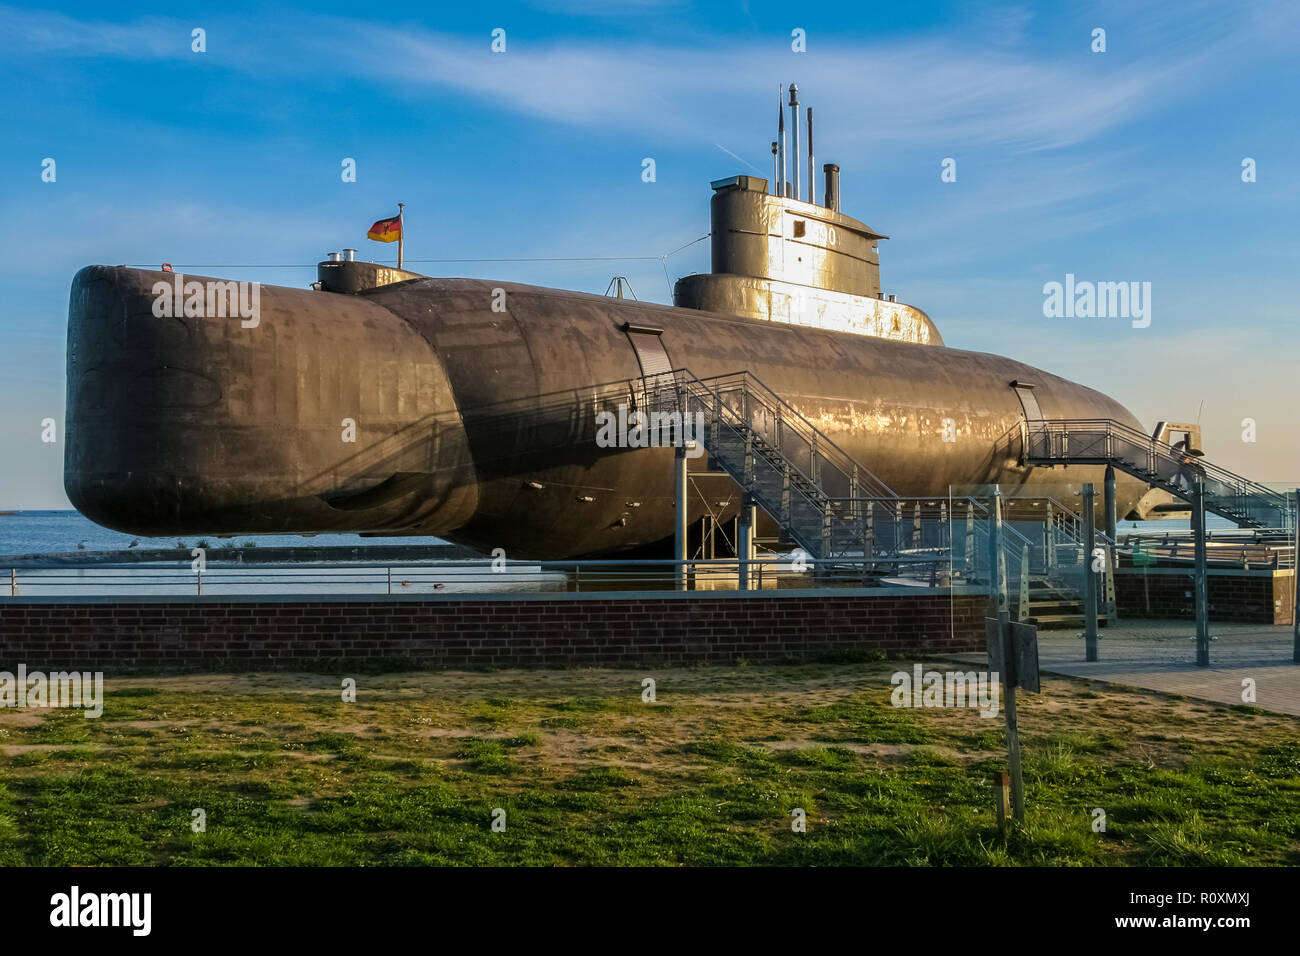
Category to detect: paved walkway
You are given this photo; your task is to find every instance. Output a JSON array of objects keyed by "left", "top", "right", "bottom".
[{"left": 954, "top": 621, "right": 1300, "bottom": 716}]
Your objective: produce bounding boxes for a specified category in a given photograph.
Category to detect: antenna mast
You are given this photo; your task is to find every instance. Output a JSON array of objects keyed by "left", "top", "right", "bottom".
[
  {"left": 807, "top": 107, "right": 815, "bottom": 204},
  {"left": 777, "top": 85, "right": 786, "bottom": 198},
  {"left": 789, "top": 83, "right": 800, "bottom": 201}
]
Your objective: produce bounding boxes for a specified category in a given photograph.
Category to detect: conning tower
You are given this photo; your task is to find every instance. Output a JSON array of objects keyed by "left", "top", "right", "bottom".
[{"left": 673, "top": 84, "right": 942, "bottom": 346}]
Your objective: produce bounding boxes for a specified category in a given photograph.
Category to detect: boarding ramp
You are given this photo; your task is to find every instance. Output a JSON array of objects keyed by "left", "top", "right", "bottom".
[
  {"left": 645, "top": 369, "right": 902, "bottom": 561},
  {"left": 1023, "top": 418, "right": 1294, "bottom": 531}
]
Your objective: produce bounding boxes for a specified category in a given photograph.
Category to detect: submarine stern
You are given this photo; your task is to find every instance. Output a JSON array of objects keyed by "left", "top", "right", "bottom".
[{"left": 64, "top": 265, "right": 478, "bottom": 538}]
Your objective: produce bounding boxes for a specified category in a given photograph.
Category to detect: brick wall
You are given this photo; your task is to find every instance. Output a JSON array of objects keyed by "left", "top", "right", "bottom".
[
  {"left": 0, "top": 590, "right": 988, "bottom": 672},
  {"left": 1115, "top": 568, "right": 1295, "bottom": 625}
]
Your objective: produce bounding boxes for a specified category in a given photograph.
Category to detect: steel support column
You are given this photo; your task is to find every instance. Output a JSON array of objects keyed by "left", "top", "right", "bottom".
[
  {"left": 737, "top": 493, "right": 753, "bottom": 591},
  {"left": 674, "top": 445, "right": 688, "bottom": 591},
  {"left": 989, "top": 487, "right": 1007, "bottom": 617},
  {"left": 1104, "top": 464, "right": 1118, "bottom": 542},
  {"left": 1193, "top": 478, "right": 1210, "bottom": 666},
  {"left": 1083, "top": 482, "right": 1099, "bottom": 661}
]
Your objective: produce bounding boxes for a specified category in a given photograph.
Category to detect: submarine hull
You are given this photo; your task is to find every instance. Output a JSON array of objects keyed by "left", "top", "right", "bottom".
[{"left": 65, "top": 266, "right": 1149, "bottom": 558}]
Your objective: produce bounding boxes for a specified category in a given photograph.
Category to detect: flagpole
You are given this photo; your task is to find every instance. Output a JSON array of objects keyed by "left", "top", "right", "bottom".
[{"left": 397, "top": 203, "right": 405, "bottom": 270}]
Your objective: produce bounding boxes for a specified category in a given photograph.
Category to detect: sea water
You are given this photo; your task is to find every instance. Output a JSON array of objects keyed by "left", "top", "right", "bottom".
[
  {"left": 0, "top": 511, "right": 549, "bottom": 597},
  {"left": 0, "top": 510, "right": 450, "bottom": 557}
]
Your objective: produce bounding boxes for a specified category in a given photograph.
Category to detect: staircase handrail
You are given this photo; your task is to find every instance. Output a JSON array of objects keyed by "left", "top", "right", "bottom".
[
  {"left": 673, "top": 369, "right": 899, "bottom": 502},
  {"left": 1026, "top": 418, "right": 1290, "bottom": 509}
]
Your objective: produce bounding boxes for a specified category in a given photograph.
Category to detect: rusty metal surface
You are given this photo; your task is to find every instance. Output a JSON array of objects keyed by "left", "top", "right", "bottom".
[
  {"left": 64, "top": 265, "right": 479, "bottom": 540},
  {"left": 65, "top": 267, "right": 1150, "bottom": 559},
  {"left": 317, "top": 259, "right": 423, "bottom": 294},
  {"left": 675, "top": 174, "right": 943, "bottom": 344},
  {"left": 674, "top": 273, "right": 942, "bottom": 345},
  {"left": 705, "top": 175, "right": 886, "bottom": 298}
]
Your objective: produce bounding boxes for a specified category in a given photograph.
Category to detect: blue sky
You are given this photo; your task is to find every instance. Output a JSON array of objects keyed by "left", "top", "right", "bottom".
[{"left": 1, "top": 0, "right": 1297, "bottom": 507}]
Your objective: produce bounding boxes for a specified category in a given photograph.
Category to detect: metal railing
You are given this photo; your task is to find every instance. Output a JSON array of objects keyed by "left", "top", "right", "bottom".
[
  {"left": 2, "top": 555, "right": 965, "bottom": 599},
  {"left": 1119, "top": 529, "right": 1295, "bottom": 570},
  {"left": 647, "top": 368, "right": 900, "bottom": 560},
  {"left": 1024, "top": 418, "right": 1295, "bottom": 530},
  {"left": 4, "top": 491, "right": 1090, "bottom": 608}
]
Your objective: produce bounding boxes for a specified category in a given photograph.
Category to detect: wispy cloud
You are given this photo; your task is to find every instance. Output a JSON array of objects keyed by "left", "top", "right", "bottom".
[
  {"left": 0, "top": 7, "right": 186, "bottom": 59},
  {"left": 324, "top": 28, "right": 1193, "bottom": 152},
  {"left": 522, "top": 0, "right": 691, "bottom": 17},
  {"left": 4, "top": 2, "right": 1295, "bottom": 153}
]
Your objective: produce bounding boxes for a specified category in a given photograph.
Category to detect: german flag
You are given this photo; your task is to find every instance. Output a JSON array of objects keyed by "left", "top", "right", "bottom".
[{"left": 367, "top": 214, "right": 402, "bottom": 243}]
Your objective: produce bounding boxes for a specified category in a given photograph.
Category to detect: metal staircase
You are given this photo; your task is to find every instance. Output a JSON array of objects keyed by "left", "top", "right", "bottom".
[
  {"left": 641, "top": 370, "right": 900, "bottom": 560},
  {"left": 1024, "top": 419, "right": 1294, "bottom": 531},
  {"left": 958, "top": 494, "right": 1117, "bottom": 628}
]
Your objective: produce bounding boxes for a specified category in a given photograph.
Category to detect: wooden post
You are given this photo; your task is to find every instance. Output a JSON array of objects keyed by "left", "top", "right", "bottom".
[
  {"left": 993, "top": 770, "right": 1011, "bottom": 837},
  {"left": 1006, "top": 691, "right": 1024, "bottom": 823},
  {"left": 1000, "top": 614, "right": 1025, "bottom": 823}
]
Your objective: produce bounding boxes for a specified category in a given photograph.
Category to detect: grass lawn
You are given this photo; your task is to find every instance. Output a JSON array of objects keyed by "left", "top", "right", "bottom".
[{"left": 1, "top": 661, "right": 1297, "bottom": 866}]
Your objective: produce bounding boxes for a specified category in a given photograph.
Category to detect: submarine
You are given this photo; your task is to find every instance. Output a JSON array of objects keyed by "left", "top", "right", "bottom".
[{"left": 65, "top": 85, "right": 1156, "bottom": 560}]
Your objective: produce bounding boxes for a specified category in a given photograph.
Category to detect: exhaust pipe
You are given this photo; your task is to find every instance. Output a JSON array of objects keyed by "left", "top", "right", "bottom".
[{"left": 824, "top": 163, "right": 840, "bottom": 212}]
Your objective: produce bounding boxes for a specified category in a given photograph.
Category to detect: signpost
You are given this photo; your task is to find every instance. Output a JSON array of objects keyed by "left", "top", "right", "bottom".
[
  {"left": 987, "top": 614, "right": 1040, "bottom": 830},
  {"left": 983, "top": 484, "right": 1041, "bottom": 832}
]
